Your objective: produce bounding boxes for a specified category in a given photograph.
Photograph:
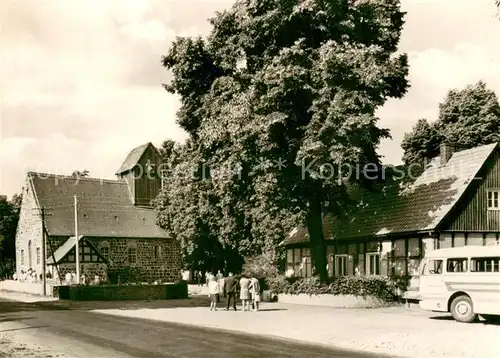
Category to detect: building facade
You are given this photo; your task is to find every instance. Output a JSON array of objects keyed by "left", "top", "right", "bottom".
[
  {"left": 283, "top": 143, "right": 500, "bottom": 279},
  {"left": 15, "top": 142, "right": 182, "bottom": 284}
]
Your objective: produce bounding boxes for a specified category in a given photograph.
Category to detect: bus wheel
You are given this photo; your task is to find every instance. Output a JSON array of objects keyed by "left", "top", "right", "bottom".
[{"left": 450, "top": 295, "right": 477, "bottom": 323}]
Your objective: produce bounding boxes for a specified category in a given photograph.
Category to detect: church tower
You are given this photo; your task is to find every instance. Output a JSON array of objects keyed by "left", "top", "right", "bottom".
[{"left": 115, "top": 142, "right": 162, "bottom": 207}]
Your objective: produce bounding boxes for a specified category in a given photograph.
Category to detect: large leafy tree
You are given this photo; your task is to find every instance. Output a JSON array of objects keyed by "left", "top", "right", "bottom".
[
  {"left": 160, "top": 0, "right": 409, "bottom": 281},
  {"left": 402, "top": 81, "right": 500, "bottom": 165},
  {"left": 0, "top": 194, "right": 21, "bottom": 262}
]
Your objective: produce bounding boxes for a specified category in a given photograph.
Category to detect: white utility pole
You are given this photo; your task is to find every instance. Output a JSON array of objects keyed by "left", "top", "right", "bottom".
[{"left": 74, "top": 195, "right": 80, "bottom": 284}]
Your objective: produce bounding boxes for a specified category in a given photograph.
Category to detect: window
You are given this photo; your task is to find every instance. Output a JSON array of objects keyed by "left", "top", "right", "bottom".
[
  {"left": 128, "top": 247, "right": 137, "bottom": 265},
  {"left": 408, "top": 259, "right": 421, "bottom": 276},
  {"left": 327, "top": 247, "right": 334, "bottom": 278},
  {"left": 407, "top": 238, "right": 421, "bottom": 276},
  {"left": 408, "top": 238, "right": 420, "bottom": 256},
  {"left": 446, "top": 258, "right": 468, "bottom": 273},
  {"left": 471, "top": 257, "right": 500, "bottom": 272},
  {"left": 293, "top": 248, "right": 301, "bottom": 275},
  {"left": 335, "top": 255, "right": 348, "bottom": 276},
  {"left": 366, "top": 253, "right": 380, "bottom": 275},
  {"left": 100, "top": 246, "right": 109, "bottom": 260},
  {"left": 36, "top": 248, "right": 41, "bottom": 265},
  {"left": 391, "top": 239, "right": 407, "bottom": 276},
  {"left": 154, "top": 245, "right": 162, "bottom": 259},
  {"left": 487, "top": 190, "right": 500, "bottom": 210},
  {"left": 28, "top": 240, "right": 32, "bottom": 269},
  {"left": 357, "top": 253, "right": 365, "bottom": 275},
  {"left": 21, "top": 250, "right": 24, "bottom": 266},
  {"left": 424, "top": 259, "right": 443, "bottom": 275},
  {"left": 285, "top": 248, "right": 313, "bottom": 277}
]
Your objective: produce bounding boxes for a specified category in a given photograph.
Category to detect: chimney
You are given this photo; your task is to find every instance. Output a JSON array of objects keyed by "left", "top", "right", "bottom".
[{"left": 440, "top": 143, "right": 455, "bottom": 165}]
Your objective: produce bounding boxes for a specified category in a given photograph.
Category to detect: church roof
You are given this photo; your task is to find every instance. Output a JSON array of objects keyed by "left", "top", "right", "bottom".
[
  {"left": 115, "top": 142, "right": 155, "bottom": 175},
  {"left": 28, "top": 173, "right": 170, "bottom": 239}
]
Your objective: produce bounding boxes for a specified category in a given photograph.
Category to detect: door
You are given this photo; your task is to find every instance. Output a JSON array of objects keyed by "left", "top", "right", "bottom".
[{"left": 419, "top": 258, "right": 446, "bottom": 305}]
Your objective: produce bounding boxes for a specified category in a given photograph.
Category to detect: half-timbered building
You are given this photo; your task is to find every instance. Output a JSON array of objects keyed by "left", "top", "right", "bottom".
[{"left": 282, "top": 143, "right": 500, "bottom": 279}]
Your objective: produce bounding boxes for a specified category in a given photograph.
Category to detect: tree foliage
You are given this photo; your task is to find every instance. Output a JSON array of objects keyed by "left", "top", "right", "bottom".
[
  {"left": 71, "top": 169, "right": 90, "bottom": 179},
  {"left": 158, "top": 0, "right": 409, "bottom": 281},
  {"left": 0, "top": 194, "right": 21, "bottom": 263},
  {"left": 402, "top": 81, "right": 500, "bottom": 165}
]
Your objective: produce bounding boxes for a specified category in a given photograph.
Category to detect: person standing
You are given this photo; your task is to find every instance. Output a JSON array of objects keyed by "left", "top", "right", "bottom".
[
  {"left": 224, "top": 272, "right": 238, "bottom": 311},
  {"left": 249, "top": 276, "right": 261, "bottom": 312},
  {"left": 218, "top": 274, "right": 226, "bottom": 299},
  {"left": 208, "top": 276, "right": 220, "bottom": 311},
  {"left": 216, "top": 270, "right": 223, "bottom": 280},
  {"left": 239, "top": 274, "right": 251, "bottom": 311}
]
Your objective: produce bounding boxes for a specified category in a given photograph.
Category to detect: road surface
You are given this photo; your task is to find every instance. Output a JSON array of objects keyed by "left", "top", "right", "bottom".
[{"left": 0, "top": 297, "right": 392, "bottom": 358}]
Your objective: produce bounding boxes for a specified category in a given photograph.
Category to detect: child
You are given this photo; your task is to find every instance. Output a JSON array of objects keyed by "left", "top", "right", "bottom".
[
  {"left": 249, "top": 276, "right": 261, "bottom": 312},
  {"left": 208, "top": 275, "right": 220, "bottom": 311}
]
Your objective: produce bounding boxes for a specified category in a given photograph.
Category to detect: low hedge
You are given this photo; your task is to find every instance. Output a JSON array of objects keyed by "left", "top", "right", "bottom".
[{"left": 267, "top": 275, "right": 397, "bottom": 301}]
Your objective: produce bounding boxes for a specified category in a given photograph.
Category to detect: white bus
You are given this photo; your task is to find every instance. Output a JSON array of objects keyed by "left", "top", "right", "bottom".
[{"left": 419, "top": 244, "right": 500, "bottom": 323}]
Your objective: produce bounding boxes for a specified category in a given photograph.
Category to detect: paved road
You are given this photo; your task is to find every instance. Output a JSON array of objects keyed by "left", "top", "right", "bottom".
[{"left": 0, "top": 298, "right": 392, "bottom": 358}]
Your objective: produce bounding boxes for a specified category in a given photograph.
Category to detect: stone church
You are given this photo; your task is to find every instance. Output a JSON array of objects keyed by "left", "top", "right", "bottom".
[{"left": 14, "top": 142, "right": 181, "bottom": 284}]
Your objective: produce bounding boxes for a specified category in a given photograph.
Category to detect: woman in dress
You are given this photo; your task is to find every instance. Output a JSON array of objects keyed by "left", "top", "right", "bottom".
[
  {"left": 239, "top": 274, "right": 251, "bottom": 311},
  {"left": 208, "top": 275, "right": 220, "bottom": 311}
]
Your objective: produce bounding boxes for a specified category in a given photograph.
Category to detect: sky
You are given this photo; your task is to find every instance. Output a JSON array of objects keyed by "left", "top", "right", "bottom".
[{"left": 1, "top": 0, "right": 499, "bottom": 198}]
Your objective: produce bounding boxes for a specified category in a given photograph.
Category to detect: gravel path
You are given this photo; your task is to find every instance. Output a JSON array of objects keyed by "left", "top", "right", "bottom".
[
  {"left": 94, "top": 303, "right": 500, "bottom": 358},
  {"left": 0, "top": 334, "right": 68, "bottom": 358}
]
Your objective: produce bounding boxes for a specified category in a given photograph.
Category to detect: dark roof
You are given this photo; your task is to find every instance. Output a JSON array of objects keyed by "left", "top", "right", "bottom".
[
  {"left": 115, "top": 142, "right": 153, "bottom": 175},
  {"left": 29, "top": 173, "right": 170, "bottom": 239},
  {"left": 284, "top": 143, "right": 498, "bottom": 245}
]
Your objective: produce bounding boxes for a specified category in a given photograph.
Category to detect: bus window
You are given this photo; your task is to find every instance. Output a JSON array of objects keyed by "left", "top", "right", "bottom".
[
  {"left": 446, "top": 258, "right": 468, "bottom": 273},
  {"left": 470, "top": 257, "right": 500, "bottom": 272},
  {"left": 424, "top": 259, "right": 443, "bottom": 274}
]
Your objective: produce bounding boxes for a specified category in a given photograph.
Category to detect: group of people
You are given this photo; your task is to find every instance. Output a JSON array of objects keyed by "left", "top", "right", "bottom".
[{"left": 206, "top": 271, "right": 261, "bottom": 312}]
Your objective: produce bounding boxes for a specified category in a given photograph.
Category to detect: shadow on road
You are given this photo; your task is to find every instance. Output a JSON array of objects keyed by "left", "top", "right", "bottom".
[
  {"left": 428, "top": 315, "right": 454, "bottom": 321},
  {"left": 1, "top": 295, "right": 285, "bottom": 314},
  {"left": 0, "top": 315, "right": 34, "bottom": 323},
  {"left": 0, "top": 325, "right": 48, "bottom": 333},
  {"left": 428, "top": 314, "right": 500, "bottom": 326}
]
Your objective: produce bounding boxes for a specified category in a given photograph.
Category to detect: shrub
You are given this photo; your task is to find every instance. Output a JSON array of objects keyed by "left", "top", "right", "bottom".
[
  {"left": 0, "top": 258, "right": 14, "bottom": 279},
  {"left": 269, "top": 275, "right": 397, "bottom": 301},
  {"left": 267, "top": 274, "right": 291, "bottom": 293},
  {"left": 241, "top": 252, "right": 279, "bottom": 279}
]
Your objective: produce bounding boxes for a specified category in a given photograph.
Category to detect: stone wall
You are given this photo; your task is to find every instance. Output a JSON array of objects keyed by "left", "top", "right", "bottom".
[
  {"left": 15, "top": 177, "right": 45, "bottom": 279},
  {"left": 91, "top": 237, "right": 182, "bottom": 283}
]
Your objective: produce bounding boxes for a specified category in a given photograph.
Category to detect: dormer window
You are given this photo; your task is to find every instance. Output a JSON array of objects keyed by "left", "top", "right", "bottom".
[{"left": 487, "top": 190, "right": 500, "bottom": 210}]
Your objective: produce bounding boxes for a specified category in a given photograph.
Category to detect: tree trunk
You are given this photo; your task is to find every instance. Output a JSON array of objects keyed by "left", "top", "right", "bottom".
[{"left": 306, "top": 195, "right": 328, "bottom": 283}]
